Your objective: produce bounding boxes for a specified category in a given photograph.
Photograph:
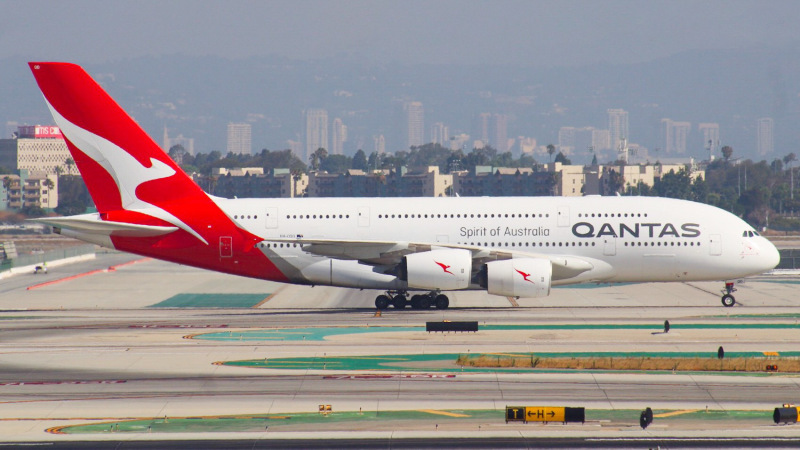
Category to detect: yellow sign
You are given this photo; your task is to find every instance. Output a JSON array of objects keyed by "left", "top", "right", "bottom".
[{"left": 525, "top": 406, "right": 565, "bottom": 423}]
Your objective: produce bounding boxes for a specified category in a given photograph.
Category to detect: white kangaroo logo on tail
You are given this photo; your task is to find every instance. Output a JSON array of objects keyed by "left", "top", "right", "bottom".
[{"left": 45, "top": 99, "right": 208, "bottom": 245}]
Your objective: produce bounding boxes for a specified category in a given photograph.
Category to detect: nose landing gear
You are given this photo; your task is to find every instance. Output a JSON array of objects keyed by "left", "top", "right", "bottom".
[{"left": 721, "top": 281, "right": 737, "bottom": 307}]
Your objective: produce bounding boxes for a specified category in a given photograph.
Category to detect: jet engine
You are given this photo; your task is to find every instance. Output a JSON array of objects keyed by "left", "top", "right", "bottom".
[
  {"left": 481, "top": 258, "right": 552, "bottom": 298},
  {"left": 399, "top": 249, "right": 472, "bottom": 290}
]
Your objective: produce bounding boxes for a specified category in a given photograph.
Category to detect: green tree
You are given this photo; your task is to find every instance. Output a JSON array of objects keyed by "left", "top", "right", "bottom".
[
  {"left": 352, "top": 149, "right": 368, "bottom": 171},
  {"left": 309, "top": 147, "right": 328, "bottom": 171},
  {"left": 546, "top": 144, "right": 556, "bottom": 162},
  {"left": 168, "top": 144, "right": 187, "bottom": 165},
  {"left": 721, "top": 145, "right": 733, "bottom": 161},
  {"left": 21, "top": 204, "right": 46, "bottom": 217},
  {"left": 65, "top": 157, "right": 76, "bottom": 175},
  {"left": 653, "top": 168, "right": 692, "bottom": 200},
  {"left": 554, "top": 151, "right": 571, "bottom": 165},
  {"left": 320, "top": 154, "right": 352, "bottom": 173},
  {"left": 605, "top": 169, "right": 624, "bottom": 195}
]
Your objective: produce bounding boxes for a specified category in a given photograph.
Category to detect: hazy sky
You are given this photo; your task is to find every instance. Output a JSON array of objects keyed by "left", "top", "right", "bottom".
[{"left": 2, "top": 0, "right": 799, "bottom": 66}]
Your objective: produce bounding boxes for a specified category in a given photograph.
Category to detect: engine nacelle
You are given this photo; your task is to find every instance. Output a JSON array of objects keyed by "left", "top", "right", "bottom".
[
  {"left": 483, "top": 258, "right": 552, "bottom": 298},
  {"left": 400, "top": 249, "right": 472, "bottom": 290}
]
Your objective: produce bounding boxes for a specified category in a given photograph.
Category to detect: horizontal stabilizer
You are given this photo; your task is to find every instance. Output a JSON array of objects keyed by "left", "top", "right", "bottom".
[{"left": 32, "top": 213, "right": 178, "bottom": 237}]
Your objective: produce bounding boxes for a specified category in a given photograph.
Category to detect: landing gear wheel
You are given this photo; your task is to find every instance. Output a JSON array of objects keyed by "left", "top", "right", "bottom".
[
  {"left": 375, "top": 295, "right": 390, "bottom": 310},
  {"left": 721, "top": 294, "right": 735, "bottom": 307},
  {"left": 392, "top": 295, "right": 407, "bottom": 309},
  {"left": 418, "top": 296, "right": 431, "bottom": 309},
  {"left": 434, "top": 294, "right": 449, "bottom": 309}
]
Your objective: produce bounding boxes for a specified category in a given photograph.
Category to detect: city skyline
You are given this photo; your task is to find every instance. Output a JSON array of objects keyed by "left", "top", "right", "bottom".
[{"left": 3, "top": 49, "right": 799, "bottom": 165}]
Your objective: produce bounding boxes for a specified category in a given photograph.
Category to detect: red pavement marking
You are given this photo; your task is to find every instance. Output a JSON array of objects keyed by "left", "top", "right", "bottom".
[
  {"left": 0, "top": 380, "right": 126, "bottom": 386},
  {"left": 26, "top": 258, "right": 152, "bottom": 290}
]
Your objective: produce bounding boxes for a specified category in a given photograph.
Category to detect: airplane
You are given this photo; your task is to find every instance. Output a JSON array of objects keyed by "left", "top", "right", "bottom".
[{"left": 28, "top": 62, "right": 780, "bottom": 310}]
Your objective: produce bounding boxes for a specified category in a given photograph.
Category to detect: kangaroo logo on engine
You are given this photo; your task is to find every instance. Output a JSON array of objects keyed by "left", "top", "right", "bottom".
[
  {"left": 435, "top": 261, "right": 454, "bottom": 275},
  {"left": 515, "top": 269, "right": 535, "bottom": 284}
]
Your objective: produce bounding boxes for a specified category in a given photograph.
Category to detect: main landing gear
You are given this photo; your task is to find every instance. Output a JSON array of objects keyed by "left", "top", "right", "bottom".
[
  {"left": 721, "top": 281, "right": 737, "bottom": 307},
  {"left": 374, "top": 290, "right": 450, "bottom": 310}
]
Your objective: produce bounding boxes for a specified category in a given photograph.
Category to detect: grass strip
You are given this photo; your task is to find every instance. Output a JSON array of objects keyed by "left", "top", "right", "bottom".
[{"left": 457, "top": 354, "right": 800, "bottom": 373}]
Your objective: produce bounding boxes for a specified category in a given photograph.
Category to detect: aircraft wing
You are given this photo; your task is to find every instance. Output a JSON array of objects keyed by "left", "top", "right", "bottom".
[{"left": 263, "top": 237, "right": 594, "bottom": 281}]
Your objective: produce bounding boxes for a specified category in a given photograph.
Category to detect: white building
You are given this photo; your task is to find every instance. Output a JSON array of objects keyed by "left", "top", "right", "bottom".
[
  {"left": 226, "top": 123, "right": 252, "bottom": 155},
  {"left": 757, "top": 117, "right": 774, "bottom": 156},
  {"left": 305, "top": 109, "right": 328, "bottom": 161},
  {"left": 332, "top": 118, "right": 347, "bottom": 155},
  {"left": 607, "top": 109, "right": 629, "bottom": 156},
  {"left": 405, "top": 101, "right": 424, "bottom": 149},
  {"left": 13, "top": 126, "right": 72, "bottom": 175}
]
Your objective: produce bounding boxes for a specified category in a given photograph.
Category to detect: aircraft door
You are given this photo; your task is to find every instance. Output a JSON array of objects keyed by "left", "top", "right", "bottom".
[
  {"left": 219, "top": 236, "right": 233, "bottom": 258},
  {"left": 603, "top": 237, "right": 616, "bottom": 256},
  {"left": 709, "top": 234, "right": 722, "bottom": 256},
  {"left": 265, "top": 207, "right": 278, "bottom": 229},
  {"left": 358, "top": 206, "right": 370, "bottom": 227},
  {"left": 557, "top": 206, "right": 570, "bottom": 227}
]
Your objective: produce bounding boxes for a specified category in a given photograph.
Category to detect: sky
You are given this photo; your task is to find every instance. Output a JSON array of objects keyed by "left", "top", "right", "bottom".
[{"left": 2, "top": 0, "right": 799, "bottom": 67}]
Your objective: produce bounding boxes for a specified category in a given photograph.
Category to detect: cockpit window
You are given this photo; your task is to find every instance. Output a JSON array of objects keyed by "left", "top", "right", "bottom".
[{"left": 743, "top": 230, "right": 759, "bottom": 237}]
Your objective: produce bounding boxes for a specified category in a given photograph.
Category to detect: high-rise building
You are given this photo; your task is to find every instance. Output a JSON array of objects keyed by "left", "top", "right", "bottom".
[
  {"left": 374, "top": 134, "right": 386, "bottom": 154},
  {"left": 492, "top": 114, "right": 509, "bottom": 152},
  {"left": 698, "top": 123, "right": 720, "bottom": 158},
  {"left": 430, "top": 122, "right": 449, "bottom": 146},
  {"left": 757, "top": 118, "right": 774, "bottom": 156},
  {"left": 660, "top": 119, "right": 691, "bottom": 154},
  {"left": 332, "top": 118, "right": 347, "bottom": 155},
  {"left": 607, "top": 109, "right": 629, "bottom": 155},
  {"left": 226, "top": 123, "right": 252, "bottom": 155},
  {"left": 591, "top": 129, "right": 610, "bottom": 152},
  {"left": 305, "top": 109, "right": 328, "bottom": 161},
  {"left": 672, "top": 122, "right": 691, "bottom": 154},
  {"left": 473, "top": 113, "right": 491, "bottom": 146},
  {"left": 405, "top": 101, "right": 424, "bottom": 149},
  {"left": 558, "top": 127, "right": 577, "bottom": 155}
]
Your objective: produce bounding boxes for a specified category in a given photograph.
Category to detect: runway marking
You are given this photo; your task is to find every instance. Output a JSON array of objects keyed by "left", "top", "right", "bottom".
[
  {"left": 107, "top": 257, "right": 151, "bottom": 270},
  {"left": 25, "top": 258, "right": 151, "bottom": 291},
  {"left": 0, "top": 380, "right": 125, "bottom": 386},
  {"left": 654, "top": 409, "right": 699, "bottom": 418},
  {"left": 418, "top": 409, "right": 470, "bottom": 418},
  {"left": 254, "top": 285, "right": 287, "bottom": 308},
  {"left": 26, "top": 268, "right": 106, "bottom": 290}
]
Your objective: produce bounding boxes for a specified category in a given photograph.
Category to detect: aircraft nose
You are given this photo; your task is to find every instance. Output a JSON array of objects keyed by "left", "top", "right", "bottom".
[{"left": 761, "top": 238, "right": 781, "bottom": 272}]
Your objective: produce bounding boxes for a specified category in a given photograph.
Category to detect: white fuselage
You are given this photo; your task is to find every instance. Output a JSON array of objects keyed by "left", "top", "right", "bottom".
[{"left": 218, "top": 195, "right": 780, "bottom": 291}]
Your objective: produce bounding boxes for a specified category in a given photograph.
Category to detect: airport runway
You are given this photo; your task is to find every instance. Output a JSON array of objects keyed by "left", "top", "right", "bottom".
[{"left": 2, "top": 252, "right": 800, "bottom": 446}]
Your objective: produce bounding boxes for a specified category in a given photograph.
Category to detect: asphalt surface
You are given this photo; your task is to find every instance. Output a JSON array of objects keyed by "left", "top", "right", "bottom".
[{"left": 2, "top": 252, "right": 800, "bottom": 447}]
